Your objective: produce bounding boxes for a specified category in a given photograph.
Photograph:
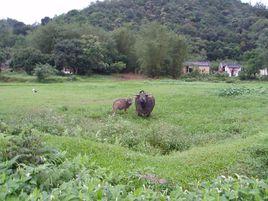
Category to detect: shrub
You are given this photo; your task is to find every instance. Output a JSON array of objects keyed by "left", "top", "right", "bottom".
[
  {"left": 1, "top": 152, "right": 267, "bottom": 201},
  {"left": 181, "top": 72, "right": 234, "bottom": 83},
  {"left": 33, "top": 63, "right": 57, "bottom": 81},
  {"left": 111, "top": 61, "right": 126, "bottom": 73},
  {"left": 1, "top": 130, "right": 64, "bottom": 166},
  {"left": 10, "top": 48, "right": 53, "bottom": 74},
  {"left": 67, "top": 75, "right": 78, "bottom": 81},
  {"left": 219, "top": 87, "right": 252, "bottom": 96},
  {"left": 171, "top": 175, "right": 268, "bottom": 200}
]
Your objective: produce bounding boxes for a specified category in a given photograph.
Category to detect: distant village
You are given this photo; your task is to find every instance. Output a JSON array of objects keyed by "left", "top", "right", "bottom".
[
  {"left": 1, "top": 60, "right": 268, "bottom": 77},
  {"left": 183, "top": 61, "right": 268, "bottom": 77},
  {"left": 59, "top": 62, "right": 268, "bottom": 77}
]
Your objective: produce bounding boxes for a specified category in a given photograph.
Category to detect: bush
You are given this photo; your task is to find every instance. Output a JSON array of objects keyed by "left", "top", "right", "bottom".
[
  {"left": 66, "top": 75, "right": 78, "bottom": 81},
  {"left": 10, "top": 48, "right": 53, "bottom": 74},
  {"left": 259, "top": 75, "right": 268, "bottom": 81},
  {"left": 1, "top": 130, "right": 64, "bottom": 167},
  {"left": 33, "top": 63, "right": 57, "bottom": 81},
  {"left": 181, "top": 72, "right": 234, "bottom": 83},
  {"left": 1, "top": 151, "right": 267, "bottom": 201},
  {"left": 219, "top": 87, "right": 252, "bottom": 96},
  {"left": 111, "top": 61, "right": 126, "bottom": 73},
  {"left": 172, "top": 175, "right": 268, "bottom": 200}
]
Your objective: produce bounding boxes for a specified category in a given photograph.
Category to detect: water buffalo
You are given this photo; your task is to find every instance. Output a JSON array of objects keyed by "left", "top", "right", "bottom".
[
  {"left": 135, "top": 90, "right": 155, "bottom": 117},
  {"left": 112, "top": 98, "right": 132, "bottom": 115}
]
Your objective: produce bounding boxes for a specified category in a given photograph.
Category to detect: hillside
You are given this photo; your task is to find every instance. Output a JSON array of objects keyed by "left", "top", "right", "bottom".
[
  {"left": 56, "top": 0, "right": 268, "bottom": 61},
  {"left": 1, "top": 0, "right": 267, "bottom": 78}
]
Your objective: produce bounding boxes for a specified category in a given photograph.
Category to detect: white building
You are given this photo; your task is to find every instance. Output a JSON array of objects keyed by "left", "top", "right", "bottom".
[
  {"left": 219, "top": 62, "right": 242, "bottom": 77},
  {"left": 260, "top": 68, "right": 268, "bottom": 76}
]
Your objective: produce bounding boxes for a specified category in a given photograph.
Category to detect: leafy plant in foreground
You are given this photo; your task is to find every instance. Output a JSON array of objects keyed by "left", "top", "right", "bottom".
[{"left": 219, "top": 87, "right": 253, "bottom": 96}]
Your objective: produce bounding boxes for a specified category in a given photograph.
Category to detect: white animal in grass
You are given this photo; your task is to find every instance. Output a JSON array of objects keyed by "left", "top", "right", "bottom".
[{"left": 32, "top": 88, "right": 38, "bottom": 93}]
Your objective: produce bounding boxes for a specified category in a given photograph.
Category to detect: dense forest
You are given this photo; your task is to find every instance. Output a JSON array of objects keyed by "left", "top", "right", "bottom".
[{"left": 0, "top": 0, "right": 267, "bottom": 78}]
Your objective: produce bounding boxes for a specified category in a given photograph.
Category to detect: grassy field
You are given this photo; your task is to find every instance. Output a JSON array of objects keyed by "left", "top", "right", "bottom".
[{"left": 0, "top": 76, "right": 267, "bottom": 199}]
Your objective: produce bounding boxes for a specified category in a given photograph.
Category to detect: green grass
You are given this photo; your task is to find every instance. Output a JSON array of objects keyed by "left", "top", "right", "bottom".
[{"left": 0, "top": 76, "right": 267, "bottom": 186}]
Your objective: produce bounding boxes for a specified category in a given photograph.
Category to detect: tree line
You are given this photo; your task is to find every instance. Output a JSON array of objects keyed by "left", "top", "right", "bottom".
[
  {"left": 0, "top": 20, "right": 187, "bottom": 78},
  {"left": 0, "top": 0, "right": 268, "bottom": 79}
]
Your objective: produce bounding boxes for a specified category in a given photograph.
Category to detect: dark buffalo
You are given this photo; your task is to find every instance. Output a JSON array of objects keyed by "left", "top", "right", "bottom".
[{"left": 135, "top": 90, "right": 155, "bottom": 117}]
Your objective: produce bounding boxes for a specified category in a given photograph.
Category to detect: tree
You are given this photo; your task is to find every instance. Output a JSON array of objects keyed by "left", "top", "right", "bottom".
[
  {"left": 242, "top": 49, "right": 264, "bottom": 79},
  {"left": 10, "top": 47, "right": 50, "bottom": 74},
  {"left": 241, "top": 25, "right": 268, "bottom": 79},
  {"left": 0, "top": 49, "right": 8, "bottom": 65},
  {"left": 33, "top": 63, "right": 57, "bottom": 81},
  {"left": 81, "top": 35, "right": 107, "bottom": 73},
  {"left": 135, "top": 22, "right": 187, "bottom": 78},
  {"left": 135, "top": 22, "right": 170, "bottom": 77},
  {"left": 82, "top": 34, "right": 122, "bottom": 74},
  {"left": 110, "top": 61, "right": 126, "bottom": 73},
  {"left": 54, "top": 39, "right": 88, "bottom": 74},
  {"left": 6, "top": 18, "right": 30, "bottom": 35},
  {"left": 167, "top": 34, "right": 187, "bottom": 78},
  {"left": 29, "top": 23, "right": 61, "bottom": 54},
  {"left": 112, "top": 27, "right": 137, "bottom": 71},
  {"left": 0, "top": 23, "right": 14, "bottom": 48},
  {"left": 41, "top": 17, "right": 51, "bottom": 26}
]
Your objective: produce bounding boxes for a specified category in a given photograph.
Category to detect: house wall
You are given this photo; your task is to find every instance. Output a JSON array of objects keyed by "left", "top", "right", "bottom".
[
  {"left": 226, "top": 67, "right": 241, "bottom": 77},
  {"left": 260, "top": 68, "right": 268, "bottom": 76},
  {"left": 182, "top": 66, "right": 210, "bottom": 74},
  {"left": 198, "top": 66, "right": 210, "bottom": 74}
]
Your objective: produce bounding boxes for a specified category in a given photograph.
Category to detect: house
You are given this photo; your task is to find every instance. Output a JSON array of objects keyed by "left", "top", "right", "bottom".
[
  {"left": 260, "top": 68, "right": 268, "bottom": 76},
  {"left": 183, "top": 61, "right": 210, "bottom": 74},
  {"left": 219, "top": 62, "right": 242, "bottom": 77},
  {"left": 61, "top": 67, "right": 74, "bottom": 75}
]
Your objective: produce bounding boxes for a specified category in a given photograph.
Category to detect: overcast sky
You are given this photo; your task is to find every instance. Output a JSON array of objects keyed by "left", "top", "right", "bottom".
[{"left": 0, "top": 0, "right": 267, "bottom": 25}]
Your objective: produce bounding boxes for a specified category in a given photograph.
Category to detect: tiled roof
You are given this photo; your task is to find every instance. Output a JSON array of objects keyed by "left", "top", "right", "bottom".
[
  {"left": 184, "top": 61, "right": 210, "bottom": 67},
  {"left": 221, "top": 63, "right": 241, "bottom": 68}
]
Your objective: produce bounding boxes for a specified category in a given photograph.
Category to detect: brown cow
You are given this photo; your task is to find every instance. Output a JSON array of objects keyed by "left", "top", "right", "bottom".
[{"left": 112, "top": 98, "right": 132, "bottom": 115}]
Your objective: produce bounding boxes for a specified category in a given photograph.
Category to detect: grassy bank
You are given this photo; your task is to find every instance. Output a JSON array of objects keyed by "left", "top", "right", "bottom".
[{"left": 0, "top": 77, "right": 267, "bottom": 199}]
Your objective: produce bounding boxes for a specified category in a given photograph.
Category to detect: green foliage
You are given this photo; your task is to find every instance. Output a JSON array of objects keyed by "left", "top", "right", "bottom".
[
  {"left": 241, "top": 49, "right": 267, "bottom": 79},
  {"left": 81, "top": 34, "right": 108, "bottom": 73},
  {"left": 0, "top": 79, "right": 266, "bottom": 157},
  {"left": 58, "top": 0, "right": 268, "bottom": 61},
  {"left": 135, "top": 22, "right": 187, "bottom": 77},
  {"left": 29, "top": 23, "right": 62, "bottom": 54},
  {"left": 167, "top": 34, "right": 188, "bottom": 78},
  {"left": 0, "top": 48, "right": 9, "bottom": 64},
  {"left": 33, "top": 63, "right": 57, "bottom": 81},
  {"left": 54, "top": 39, "right": 88, "bottom": 74},
  {"left": 1, "top": 131, "right": 64, "bottom": 167},
  {"left": 180, "top": 71, "right": 232, "bottom": 83},
  {"left": 0, "top": 20, "right": 21, "bottom": 48},
  {"left": 10, "top": 47, "right": 52, "bottom": 74},
  {"left": 241, "top": 23, "right": 268, "bottom": 80},
  {"left": 112, "top": 27, "right": 137, "bottom": 71},
  {"left": 0, "top": 78, "right": 267, "bottom": 200},
  {"left": 218, "top": 87, "right": 253, "bottom": 96},
  {"left": 244, "top": 144, "right": 268, "bottom": 178},
  {"left": 135, "top": 23, "right": 170, "bottom": 77},
  {"left": 1, "top": 151, "right": 267, "bottom": 200},
  {"left": 111, "top": 61, "right": 126, "bottom": 72},
  {"left": 1, "top": 1, "right": 268, "bottom": 78},
  {"left": 175, "top": 175, "right": 268, "bottom": 200}
]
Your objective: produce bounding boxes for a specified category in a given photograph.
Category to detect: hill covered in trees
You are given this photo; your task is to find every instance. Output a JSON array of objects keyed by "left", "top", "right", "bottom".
[
  {"left": 0, "top": 0, "right": 267, "bottom": 78},
  {"left": 58, "top": 0, "right": 268, "bottom": 61}
]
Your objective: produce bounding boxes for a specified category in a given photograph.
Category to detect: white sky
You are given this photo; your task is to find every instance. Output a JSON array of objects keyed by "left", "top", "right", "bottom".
[
  {"left": 0, "top": 0, "right": 96, "bottom": 24},
  {"left": 0, "top": 0, "right": 267, "bottom": 25}
]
